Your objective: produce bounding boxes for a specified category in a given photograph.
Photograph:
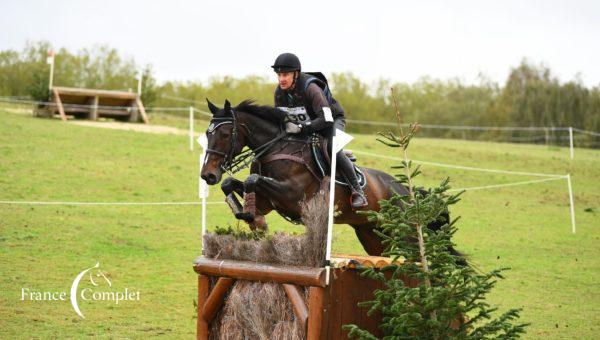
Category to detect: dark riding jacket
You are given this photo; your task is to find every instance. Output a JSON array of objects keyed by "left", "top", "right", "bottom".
[{"left": 274, "top": 72, "right": 344, "bottom": 135}]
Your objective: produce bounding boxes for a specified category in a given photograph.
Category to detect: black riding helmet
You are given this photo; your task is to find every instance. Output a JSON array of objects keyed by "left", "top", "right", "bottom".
[{"left": 271, "top": 53, "right": 301, "bottom": 73}]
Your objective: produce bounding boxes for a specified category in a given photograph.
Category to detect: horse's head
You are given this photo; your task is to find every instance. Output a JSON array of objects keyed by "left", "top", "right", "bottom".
[{"left": 200, "top": 99, "right": 245, "bottom": 185}]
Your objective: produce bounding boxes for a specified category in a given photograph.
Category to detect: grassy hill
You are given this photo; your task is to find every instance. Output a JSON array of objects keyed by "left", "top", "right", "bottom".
[{"left": 0, "top": 109, "right": 598, "bottom": 338}]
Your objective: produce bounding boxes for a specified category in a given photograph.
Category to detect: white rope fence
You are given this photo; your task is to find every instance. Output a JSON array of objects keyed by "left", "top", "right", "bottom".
[
  {"left": 0, "top": 200, "right": 223, "bottom": 206},
  {"left": 0, "top": 171, "right": 577, "bottom": 233},
  {"left": 0, "top": 177, "right": 566, "bottom": 204},
  {"left": 347, "top": 119, "right": 572, "bottom": 132},
  {"left": 350, "top": 150, "right": 564, "bottom": 178},
  {"left": 447, "top": 177, "right": 564, "bottom": 192},
  {"left": 1, "top": 96, "right": 597, "bottom": 136},
  {"left": 350, "top": 149, "right": 576, "bottom": 233},
  {"left": 2, "top": 95, "right": 598, "bottom": 157}
]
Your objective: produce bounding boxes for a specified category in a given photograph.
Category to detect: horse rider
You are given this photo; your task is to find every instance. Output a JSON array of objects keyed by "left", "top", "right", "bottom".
[{"left": 271, "top": 52, "right": 368, "bottom": 209}]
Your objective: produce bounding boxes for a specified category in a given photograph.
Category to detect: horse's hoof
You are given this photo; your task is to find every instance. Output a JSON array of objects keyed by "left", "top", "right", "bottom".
[{"left": 235, "top": 212, "right": 255, "bottom": 222}]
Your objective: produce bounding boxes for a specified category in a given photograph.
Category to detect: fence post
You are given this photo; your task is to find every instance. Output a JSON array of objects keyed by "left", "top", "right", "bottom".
[
  {"left": 198, "top": 134, "right": 209, "bottom": 254},
  {"left": 568, "top": 127, "right": 574, "bottom": 159},
  {"left": 190, "top": 106, "right": 195, "bottom": 151},
  {"left": 566, "top": 174, "right": 576, "bottom": 234}
]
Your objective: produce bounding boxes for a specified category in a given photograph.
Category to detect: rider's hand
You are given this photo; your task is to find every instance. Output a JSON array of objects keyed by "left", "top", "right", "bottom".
[{"left": 285, "top": 122, "right": 302, "bottom": 134}]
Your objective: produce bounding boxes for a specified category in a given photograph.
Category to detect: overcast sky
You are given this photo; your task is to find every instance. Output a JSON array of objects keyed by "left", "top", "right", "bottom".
[{"left": 1, "top": 0, "right": 599, "bottom": 86}]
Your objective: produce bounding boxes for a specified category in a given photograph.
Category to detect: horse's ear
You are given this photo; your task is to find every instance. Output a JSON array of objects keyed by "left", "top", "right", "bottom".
[
  {"left": 224, "top": 99, "right": 231, "bottom": 110},
  {"left": 206, "top": 98, "right": 219, "bottom": 115}
]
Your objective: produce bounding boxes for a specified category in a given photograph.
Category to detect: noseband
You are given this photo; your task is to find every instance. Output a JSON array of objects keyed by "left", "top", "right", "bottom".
[{"left": 205, "top": 110, "right": 240, "bottom": 174}]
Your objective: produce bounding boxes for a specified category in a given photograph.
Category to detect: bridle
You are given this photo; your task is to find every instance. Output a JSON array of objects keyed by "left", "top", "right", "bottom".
[{"left": 205, "top": 108, "right": 287, "bottom": 176}]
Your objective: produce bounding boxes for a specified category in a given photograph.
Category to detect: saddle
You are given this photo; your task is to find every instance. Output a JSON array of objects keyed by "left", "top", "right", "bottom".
[{"left": 310, "top": 134, "right": 367, "bottom": 189}]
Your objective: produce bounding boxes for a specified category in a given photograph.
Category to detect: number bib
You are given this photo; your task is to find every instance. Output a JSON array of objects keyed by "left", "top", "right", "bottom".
[{"left": 278, "top": 106, "right": 308, "bottom": 123}]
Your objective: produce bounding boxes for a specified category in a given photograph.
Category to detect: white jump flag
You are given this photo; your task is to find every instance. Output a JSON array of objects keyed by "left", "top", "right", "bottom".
[
  {"left": 325, "top": 129, "right": 354, "bottom": 285},
  {"left": 197, "top": 134, "right": 209, "bottom": 254}
]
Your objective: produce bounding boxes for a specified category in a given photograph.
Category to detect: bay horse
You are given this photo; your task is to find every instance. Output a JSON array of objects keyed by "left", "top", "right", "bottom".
[{"left": 200, "top": 99, "right": 451, "bottom": 257}]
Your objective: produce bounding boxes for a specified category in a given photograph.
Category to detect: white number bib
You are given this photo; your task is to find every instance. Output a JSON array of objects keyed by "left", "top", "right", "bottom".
[{"left": 278, "top": 106, "right": 308, "bottom": 123}]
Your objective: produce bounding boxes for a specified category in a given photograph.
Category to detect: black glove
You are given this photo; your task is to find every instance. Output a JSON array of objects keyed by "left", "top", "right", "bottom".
[{"left": 299, "top": 122, "right": 313, "bottom": 134}]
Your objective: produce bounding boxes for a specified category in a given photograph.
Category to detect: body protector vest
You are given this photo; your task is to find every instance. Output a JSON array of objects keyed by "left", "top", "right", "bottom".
[{"left": 274, "top": 72, "right": 344, "bottom": 125}]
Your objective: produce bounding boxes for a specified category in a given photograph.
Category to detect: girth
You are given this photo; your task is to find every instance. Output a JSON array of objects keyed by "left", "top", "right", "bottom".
[{"left": 261, "top": 153, "right": 321, "bottom": 182}]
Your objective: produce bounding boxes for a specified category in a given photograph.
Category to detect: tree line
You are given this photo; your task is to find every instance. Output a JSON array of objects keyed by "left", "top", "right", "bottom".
[{"left": 1, "top": 42, "right": 598, "bottom": 146}]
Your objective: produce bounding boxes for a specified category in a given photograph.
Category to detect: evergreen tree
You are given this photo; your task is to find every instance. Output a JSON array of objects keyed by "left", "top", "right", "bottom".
[{"left": 344, "top": 89, "right": 529, "bottom": 339}]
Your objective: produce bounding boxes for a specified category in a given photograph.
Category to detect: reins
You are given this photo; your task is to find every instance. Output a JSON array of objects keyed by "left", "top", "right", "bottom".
[{"left": 206, "top": 109, "right": 287, "bottom": 176}]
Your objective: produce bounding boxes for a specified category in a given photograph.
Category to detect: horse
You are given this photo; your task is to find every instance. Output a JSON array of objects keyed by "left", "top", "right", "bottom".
[{"left": 200, "top": 99, "right": 452, "bottom": 257}]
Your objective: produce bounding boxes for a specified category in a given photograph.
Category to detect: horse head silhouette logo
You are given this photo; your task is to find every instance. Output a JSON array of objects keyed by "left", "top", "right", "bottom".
[{"left": 70, "top": 262, "right": 111, "bottom": 318}]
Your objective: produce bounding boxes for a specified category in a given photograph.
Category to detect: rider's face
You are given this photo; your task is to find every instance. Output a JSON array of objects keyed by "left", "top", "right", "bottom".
[{"left": 277, "top": 72, "right": 295, "bottom": 90}]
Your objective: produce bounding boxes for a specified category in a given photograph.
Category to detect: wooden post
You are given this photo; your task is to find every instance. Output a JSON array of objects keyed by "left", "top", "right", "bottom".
[
  {"left": 307, "top": 286, "right": 325, "bottom": 340},
  {"left": 283, "top": 284, "right": 308, "bottom": 332},
  {"left": 52, "top": 88, "right": 67, "bottom": 122},
  {"left": 128, "top": 99, "right": 139, "bottom": 122},
  {"left": 89, "top": 96, "right": 99, "bottom": 121},
  {"left": 135, "top": 97, "right": 149, "bottom": 124},
  {"left": 202, "top": 277, "right": 235, "bottom": 323},
  {"left": 194, "top": 258, "right": 327, "bottom": 287},
  {"left": 197, "top": 275, "right": 210, "bottom": 340}
]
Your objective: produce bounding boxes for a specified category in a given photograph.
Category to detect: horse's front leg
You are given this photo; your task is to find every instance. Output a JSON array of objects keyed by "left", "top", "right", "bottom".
[
  {"left": 221, "top": 176, "right": 270, "bottom": 230},
  {"left": 239, "top": 174, "right": 292, "bottom": 230},
  {"left": 221, "top": 177, "right": 245, "bottom": 216}
]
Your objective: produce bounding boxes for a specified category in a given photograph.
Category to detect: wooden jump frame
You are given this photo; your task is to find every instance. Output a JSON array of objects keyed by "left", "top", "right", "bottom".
[
  {"left": 40, "top": 86, "right": 148, "bottom": 123},
  {"left": 194, "top": 255, "right": 415, "bottom": 339}
]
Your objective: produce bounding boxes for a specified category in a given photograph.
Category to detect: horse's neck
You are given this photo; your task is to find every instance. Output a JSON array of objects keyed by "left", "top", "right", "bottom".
[{"left": 240, "top": 115, "right": 280, "bottom": 151}]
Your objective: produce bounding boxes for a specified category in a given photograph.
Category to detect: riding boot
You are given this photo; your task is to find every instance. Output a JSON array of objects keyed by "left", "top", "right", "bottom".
[{"left": 337, "top": 152, "right": 368, "bottom": 209}]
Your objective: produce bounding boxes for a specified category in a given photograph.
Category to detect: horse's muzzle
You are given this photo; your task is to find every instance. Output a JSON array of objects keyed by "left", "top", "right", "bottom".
[{"left": 201, "top": 172, "right": 219, "bottom": 185}]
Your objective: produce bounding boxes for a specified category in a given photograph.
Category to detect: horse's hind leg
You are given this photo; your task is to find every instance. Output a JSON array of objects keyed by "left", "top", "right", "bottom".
[
  {"left": 351, "top": 223, "right": 386, "bottom": 256},
  {"left": 248, "top": 213, "right": 268, "bottom": 230},
  {"left": 239, "top": 174, "right": 298, "bottom": 231}
]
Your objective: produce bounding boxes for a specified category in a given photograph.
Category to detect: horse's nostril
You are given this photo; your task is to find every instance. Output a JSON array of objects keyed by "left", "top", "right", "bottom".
[
  {"left": 207, "top": 174, "right": 217, "bottom": 184},
  {"left": 201, "top": 173, "right": 215, "bottom": 184}
]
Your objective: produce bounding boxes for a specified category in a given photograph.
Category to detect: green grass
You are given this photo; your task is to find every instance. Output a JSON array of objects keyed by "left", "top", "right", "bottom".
[{"left": 0, "top": 109, "right": 598, "bottom": 338}]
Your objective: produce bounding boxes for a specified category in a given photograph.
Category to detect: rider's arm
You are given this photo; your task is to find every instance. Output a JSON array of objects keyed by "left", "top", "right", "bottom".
[{"left": 300, "top": 83, "right": 334, "bottom": 133}]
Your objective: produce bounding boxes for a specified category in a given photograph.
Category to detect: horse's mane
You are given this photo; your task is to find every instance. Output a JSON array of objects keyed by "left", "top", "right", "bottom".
[{"left": 233, "top": 100, "right": 287, "bottom": 124}]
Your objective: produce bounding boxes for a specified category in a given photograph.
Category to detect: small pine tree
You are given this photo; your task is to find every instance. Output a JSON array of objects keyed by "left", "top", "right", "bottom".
[{"left": 343, "top": 89, "right": 529, "bottom": 339}]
